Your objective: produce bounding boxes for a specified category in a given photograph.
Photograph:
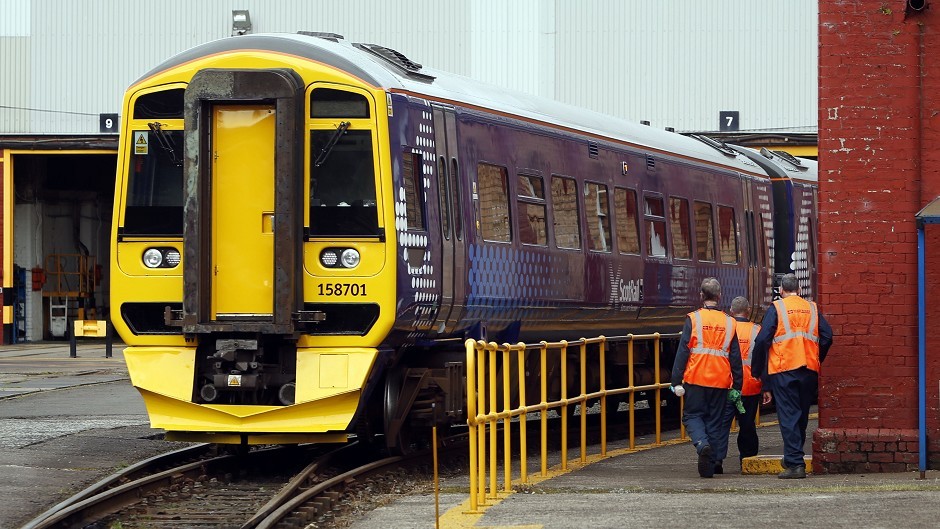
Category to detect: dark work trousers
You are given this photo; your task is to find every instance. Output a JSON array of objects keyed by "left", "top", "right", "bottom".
[
  {"left": 682, "top": 384, "right": 729, "bottom": 462},
  {"left": 716, "top": 394, "right": 761, "bottom": 462},
  {"left": 769, "top": 367, "right": 818, "bottom": 469}
]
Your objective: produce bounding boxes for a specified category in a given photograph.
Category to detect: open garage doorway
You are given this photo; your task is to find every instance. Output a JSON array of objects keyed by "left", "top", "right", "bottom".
[{"left": 8, "top": 151, "right": 116, "bottom": 342}]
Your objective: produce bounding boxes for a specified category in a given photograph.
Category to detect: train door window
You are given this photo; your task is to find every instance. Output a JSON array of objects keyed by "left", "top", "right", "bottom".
[
  {"left": 402, "top": 151, "right": 425, "bottom": 230},
  {"left": 517, "top": 174, "right": 547, "bottom": 246},
  {"left": 644, "top": 195, "right": 667, "bottom": 258},
  {"left": 451, "top": 158, "right": 462, "bottom": 240},
  {"left": 585, "top": 182, "right": 612, "bottom": 252},
  {"left": 438, "top": 156, "right": 452, "bottom": 240},
  {"left": 614, "top": 187, "right": 640, "bottom": 254},
  {"left": 551, "top": 175, "right": 581, "bottom": 249},
  {"left": 669, "top": 197, "right": 691, "bottom": 259},
  {"left": 478, "top": 163, "right": 511, "bottom": 242},
  {"left": 693, "top": 201, "right": 715, "bottom": 262},
  {"left": 718, "top": 205, "right": 739, "bottom": 264}
]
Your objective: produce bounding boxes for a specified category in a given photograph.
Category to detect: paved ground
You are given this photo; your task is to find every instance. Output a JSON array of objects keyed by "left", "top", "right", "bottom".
[
  {"left": 0, "top": 341, "right": 188, "bottom": 529},
  {"left": 352, "top": 415, "right": 940, "bottom": 529}
]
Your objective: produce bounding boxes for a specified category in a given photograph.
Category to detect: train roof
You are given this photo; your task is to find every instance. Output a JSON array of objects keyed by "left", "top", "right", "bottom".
[{"left": 136, "top": 32, "right": 769, "bottom": 178}]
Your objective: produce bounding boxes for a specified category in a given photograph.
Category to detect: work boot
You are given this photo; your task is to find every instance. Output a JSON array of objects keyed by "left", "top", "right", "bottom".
[
  {"left": 778, "top": 465, "right": 806, "bottom": 479},
  {"left": 698, "top": 445, "right": 714, "bottom": 478},
  {"left": 714, "top": 462, "right": 724, "bottom": 475}
]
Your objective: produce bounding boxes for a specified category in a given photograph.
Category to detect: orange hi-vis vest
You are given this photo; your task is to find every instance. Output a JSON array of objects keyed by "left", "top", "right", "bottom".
[
  {"left": 683, "top": 308, "right": 736, "bottom": 389},
  {"left": 768, "top": 295, "right": 821, "bottom": 375},
  {"left": 737, "top": 321, "right": 762, "bottom": 396}
]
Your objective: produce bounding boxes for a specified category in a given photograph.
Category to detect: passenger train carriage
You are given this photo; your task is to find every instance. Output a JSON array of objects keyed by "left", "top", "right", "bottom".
[{"left": 111, "top": 32, "right": 817, "bottom": 449}]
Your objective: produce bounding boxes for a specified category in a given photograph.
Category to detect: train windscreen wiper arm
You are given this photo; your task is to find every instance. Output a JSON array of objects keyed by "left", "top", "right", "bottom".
[
  {"left": 148, "top": 122, "right": 182, "bottom": 167},
  {"left": 314, "top": 121, "right": 350, "bottom": 167}
]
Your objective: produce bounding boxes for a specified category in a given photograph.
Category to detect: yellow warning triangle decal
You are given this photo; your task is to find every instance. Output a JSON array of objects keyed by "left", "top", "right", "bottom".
[
  {"left": 228, "top": 375, "right": 241, "bottom": 386},
  {"left": 136, "top": 135, "right": 147, "bottom": 144}
]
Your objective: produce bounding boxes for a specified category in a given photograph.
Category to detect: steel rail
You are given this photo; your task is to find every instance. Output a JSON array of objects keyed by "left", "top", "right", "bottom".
[
  {"left": 20, "top": 443, "right": 214, "bottom": 529},
  {"left": 25, "top": 445, "right": 290, "bottom": 529}
]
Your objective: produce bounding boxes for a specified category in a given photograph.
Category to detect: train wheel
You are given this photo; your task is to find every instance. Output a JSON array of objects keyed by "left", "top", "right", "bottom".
[{"left": 383, "top": 367, "right": 434, "bottom": 455}]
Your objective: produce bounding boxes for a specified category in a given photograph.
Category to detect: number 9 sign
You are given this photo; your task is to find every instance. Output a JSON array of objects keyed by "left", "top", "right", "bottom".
[{"left": 99, "top": 113, "right": 119, "bottom": 133}]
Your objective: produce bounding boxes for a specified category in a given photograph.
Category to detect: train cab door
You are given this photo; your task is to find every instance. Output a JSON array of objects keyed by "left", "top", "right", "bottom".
[
  {"left": 211, "top": 105, "right": 276, "bottom": 318},
  {"left": 430, "top": 106, "right": 464, "bottom": 334}
]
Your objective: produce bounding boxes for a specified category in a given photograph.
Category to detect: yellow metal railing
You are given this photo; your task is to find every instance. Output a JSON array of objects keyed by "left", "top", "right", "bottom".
[{"left": 465, "top": 333, "right": 682, "bottom": 512}]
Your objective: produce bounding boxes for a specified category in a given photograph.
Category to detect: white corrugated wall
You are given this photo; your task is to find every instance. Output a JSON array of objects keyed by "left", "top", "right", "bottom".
[{"left": 0, "top": 0, "right": 816, "bottom": 135}]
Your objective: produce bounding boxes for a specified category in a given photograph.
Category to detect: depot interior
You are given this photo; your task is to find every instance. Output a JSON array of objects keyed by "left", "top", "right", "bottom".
[{"left": 11, "top": 152, "right": 116, "bottom": 342}]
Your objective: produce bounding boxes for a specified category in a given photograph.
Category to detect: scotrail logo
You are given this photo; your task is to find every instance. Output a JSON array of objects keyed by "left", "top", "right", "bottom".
[{"left": 618, "top": 278, "right": 643, "bottom": 303}]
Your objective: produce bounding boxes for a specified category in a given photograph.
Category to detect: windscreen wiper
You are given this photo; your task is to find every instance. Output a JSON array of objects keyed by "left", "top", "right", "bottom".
[
  {"left": 314, "top": 121, "right": 350, "bottom": 167},
  {"left": 148, "top": 122, "right": 182, "bottom": 167}
]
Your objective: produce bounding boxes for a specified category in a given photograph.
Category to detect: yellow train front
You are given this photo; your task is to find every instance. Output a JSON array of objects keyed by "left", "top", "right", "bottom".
[{"left": 111, "top": 34, "right": 402, "bottom": 445}]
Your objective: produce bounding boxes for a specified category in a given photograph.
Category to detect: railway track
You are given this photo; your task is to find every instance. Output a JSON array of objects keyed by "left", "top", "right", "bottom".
[{"left": 21, "top": 435, "right": 467, "bottom": 529}]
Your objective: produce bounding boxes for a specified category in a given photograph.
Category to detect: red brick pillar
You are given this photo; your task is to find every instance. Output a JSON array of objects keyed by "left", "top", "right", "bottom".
[{"left": 816, "top": 1, "right": 940, "bottom": 472}]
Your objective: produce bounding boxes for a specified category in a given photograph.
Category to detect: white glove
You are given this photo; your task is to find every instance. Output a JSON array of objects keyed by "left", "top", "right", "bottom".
[{"left": 671, "top": 384, "right": 685, "bottom": 397}]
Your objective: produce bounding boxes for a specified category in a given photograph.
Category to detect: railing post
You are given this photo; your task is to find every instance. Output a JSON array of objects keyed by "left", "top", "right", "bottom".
[
  {"left": 466, "top": 339, "right": 478, "bottom": 512},
  {"left": 599, "top": 336, "right": 607, "bottom": 456},
  {"left": 477, "top": 341, "right": 487, "bottom": 505},
  {"left": 559, "top": 340, "right": 568, "bottom": 470},
  {"left": 517, "top": 343, "right": 528, "bottom": 483},
  {"left": 654, "top": 332, "right": 662, "bottom": 444},
  {"left": 502, "top": 344, "right": 512, "bottom": 492},
  {"left": 488, "top": 342, "right": 497, "bottom": 499},
  {"left": 540, "top": 341, "right": 548, "bottom": 477},
  {"left": 579, "top": 339, "right": 587, "bottom": 463},
  {"left": 627, "top": 335, "right": 635, "bottom": 449}
]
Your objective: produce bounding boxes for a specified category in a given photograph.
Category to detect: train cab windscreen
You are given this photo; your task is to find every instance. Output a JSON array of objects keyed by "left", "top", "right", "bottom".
[
  {"left": 308, "top": 129, "right": 379, "bottom": 237},
  {"left": 123, "top": 129, "right": 184, "bottom": 236}
]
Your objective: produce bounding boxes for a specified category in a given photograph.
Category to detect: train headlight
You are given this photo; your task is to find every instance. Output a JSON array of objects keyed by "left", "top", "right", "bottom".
[
  {"left": 340, "top": 248, "right": 360, "bottom": 268},
  {"left": 143, "top": 249, "right": 163, "bottom": 268},
  {"left": 143, "top": 247, "right": 182, "bottom": 269}
]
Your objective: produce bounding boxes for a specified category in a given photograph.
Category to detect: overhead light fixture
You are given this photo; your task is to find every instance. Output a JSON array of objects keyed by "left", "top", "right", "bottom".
[{"left": 232, "top": 10, "right": 252, "bottom": 36}]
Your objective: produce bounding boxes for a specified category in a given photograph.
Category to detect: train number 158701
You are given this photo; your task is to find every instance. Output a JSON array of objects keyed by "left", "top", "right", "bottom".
[{"left": 317, "top": 283, "right": 367, "bottom": 296}]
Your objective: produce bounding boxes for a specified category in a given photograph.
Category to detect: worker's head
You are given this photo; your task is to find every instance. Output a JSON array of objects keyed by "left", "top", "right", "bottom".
[
  {"left": 730, "top": 296, "right": 750, "bottom": 318},
  {"left": 779, "top": 274, "right": 800, "bottom": 296},
  {"left": 700, "top": 277, "right": 721, "bottom": 303}
]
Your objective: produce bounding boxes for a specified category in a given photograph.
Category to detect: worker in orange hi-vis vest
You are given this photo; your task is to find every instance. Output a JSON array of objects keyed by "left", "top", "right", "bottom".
[
  {"left": 713, "top": 296, "right": 774, "bottom": 475},
  {"left": 670, "top": 277, "right": 743, "bottom": 478},
  {"left": 752, "top": 273, "right": 833, "bottom": 479}
]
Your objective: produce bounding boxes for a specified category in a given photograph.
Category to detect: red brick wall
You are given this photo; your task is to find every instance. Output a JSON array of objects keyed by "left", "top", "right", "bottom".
[{"left": 816, "top": 1, "right": 940, "bottom": 472}]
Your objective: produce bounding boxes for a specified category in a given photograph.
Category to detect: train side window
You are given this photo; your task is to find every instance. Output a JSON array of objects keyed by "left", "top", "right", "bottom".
[
  {"left": 718, "top": 205, "right": 739, "bottom": 264},
  {"left": 693, "top": 201, "right": 715, "bottom": 261},
  {"left": 614, "top": 187, "right": 640, "bottom": 254},
  {"left": 645, "top": 195, "right": 667, "bottom": 258},
  {"left": 517, "top": 174, "right": 547, "bottom": 246},
  {"left": 438, "top": 156, "right": 452, "bottom": 240},
  {"left": 478, "top": 163, "right": 511, "bottom": 242},
  {"left": 402, "top": 151, "right": 425, "bottom": 230},
  {"left": 551, "top": 175, "right": 581, "bottom": 249},
  {"left": 669, "top": 197, "right": 691, "bottom": 259},
  {"left": 451, "top": 158, "right": 462, "bottom": 240},
  {"left": 585, "top": 182, "right": 611, "bottom": 252},
  {"left": 310, "top": 88, "right": 370, "bottom": 118}
]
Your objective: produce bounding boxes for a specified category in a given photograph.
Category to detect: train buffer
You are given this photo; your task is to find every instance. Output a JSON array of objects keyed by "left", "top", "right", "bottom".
[{"left": 69, "top": 319, "right": 113, "bottom": 359}]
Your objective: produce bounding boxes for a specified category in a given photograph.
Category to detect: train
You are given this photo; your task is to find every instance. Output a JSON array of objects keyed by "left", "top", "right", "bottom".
[{"left": 110, "top": 31, "right": 818, "bottom": 451}]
